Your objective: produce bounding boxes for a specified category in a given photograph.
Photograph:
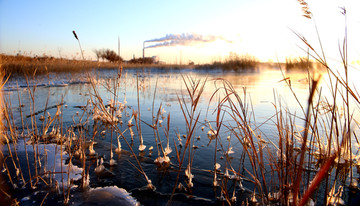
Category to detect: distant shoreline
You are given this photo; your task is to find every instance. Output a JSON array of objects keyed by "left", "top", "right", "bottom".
[
  {"left": 0, "top": 54, "right": 319, "bottom": 75},
  {"left": 0, "top": 54, "right": 195, "bottom": 74}
]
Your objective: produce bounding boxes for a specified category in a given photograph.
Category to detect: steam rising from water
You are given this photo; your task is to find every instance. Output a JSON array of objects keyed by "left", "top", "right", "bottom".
[{"left": 144, "top": 33, "right": 232, "bottom": 49}]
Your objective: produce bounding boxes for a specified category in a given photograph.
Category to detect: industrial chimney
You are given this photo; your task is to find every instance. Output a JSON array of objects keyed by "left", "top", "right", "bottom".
[{"left": 142, "top": 42, "right": 145, "bottom": 59}]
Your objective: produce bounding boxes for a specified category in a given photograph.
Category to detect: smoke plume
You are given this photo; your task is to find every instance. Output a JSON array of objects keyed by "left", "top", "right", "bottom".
[{"left": 144, "top": 33, "right": 232, "bottom": 49}]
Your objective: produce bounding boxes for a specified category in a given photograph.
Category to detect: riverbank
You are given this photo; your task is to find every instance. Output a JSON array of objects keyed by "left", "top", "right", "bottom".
[
  {"left": 0, "top": 54, "right": 321, "bottom": 76},
  {"left": 0, "top": 54, "right": 196, "bottom": 75}
]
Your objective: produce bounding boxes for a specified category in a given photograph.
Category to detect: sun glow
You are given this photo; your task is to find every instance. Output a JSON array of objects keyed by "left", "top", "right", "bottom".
[{"left": 1, "top": 0, "right": 360, "bottom": 64}]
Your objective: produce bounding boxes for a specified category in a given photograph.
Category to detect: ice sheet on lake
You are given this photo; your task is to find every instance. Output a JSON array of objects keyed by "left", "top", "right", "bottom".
[
  {"left": 4, "top": 72, "right": 90, "bottom": 90},
  {"left": 14, "top": 141, "right": 83, "bottom": 188}
]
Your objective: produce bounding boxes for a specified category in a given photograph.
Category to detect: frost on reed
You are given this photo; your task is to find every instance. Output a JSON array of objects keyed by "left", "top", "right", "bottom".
[
  {"left": 0, "top": 73, "right": 87, "bottom": 204},
  {"left": 88, "top": 70, "right": 154, "bottom": 189}
]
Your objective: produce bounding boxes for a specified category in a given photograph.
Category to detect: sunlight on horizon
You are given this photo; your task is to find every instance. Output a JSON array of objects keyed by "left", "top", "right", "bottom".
[{"left": 0, "top": 0, "right": 360, "bottom": 65}]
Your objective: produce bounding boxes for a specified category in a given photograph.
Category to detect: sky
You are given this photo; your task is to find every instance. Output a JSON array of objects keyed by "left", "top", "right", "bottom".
[{"left": 1, "top": 0, "right": 360, "bottom": 64}]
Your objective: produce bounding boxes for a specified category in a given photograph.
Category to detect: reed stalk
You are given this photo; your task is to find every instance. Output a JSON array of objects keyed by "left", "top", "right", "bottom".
[
  {"left": 72, "top": 31, "right": 85, "bottom": 61},
  {"left": 88, "top": 72, "right": 154, "bottom": 189},
  {"left": 167, "top": 75, "right": 206, "bottom": 205}
]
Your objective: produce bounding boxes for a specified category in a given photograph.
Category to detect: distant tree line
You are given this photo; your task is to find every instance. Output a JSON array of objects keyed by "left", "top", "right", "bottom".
[
  {"left": 128, "top": 57, "right": 154, "bottom": 64},
  {"left": 285, "top": 57, "right": 313, "bottom": 70},
  {"left": 93, "top": 49, "right": 122, "bottom": 63},
  {"left": 209, "top": 52, "right": 259, "bottom": 70}
]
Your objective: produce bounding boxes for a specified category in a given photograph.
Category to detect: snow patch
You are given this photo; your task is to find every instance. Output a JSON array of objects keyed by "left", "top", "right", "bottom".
[{"left": 86, "top": 186, "right": 139, "bottom": 206}]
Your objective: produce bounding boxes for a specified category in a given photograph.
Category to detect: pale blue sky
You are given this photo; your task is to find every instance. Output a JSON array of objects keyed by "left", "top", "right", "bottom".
[{"left": 1, "top": 0, "right": 359, "bottom": 63}]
